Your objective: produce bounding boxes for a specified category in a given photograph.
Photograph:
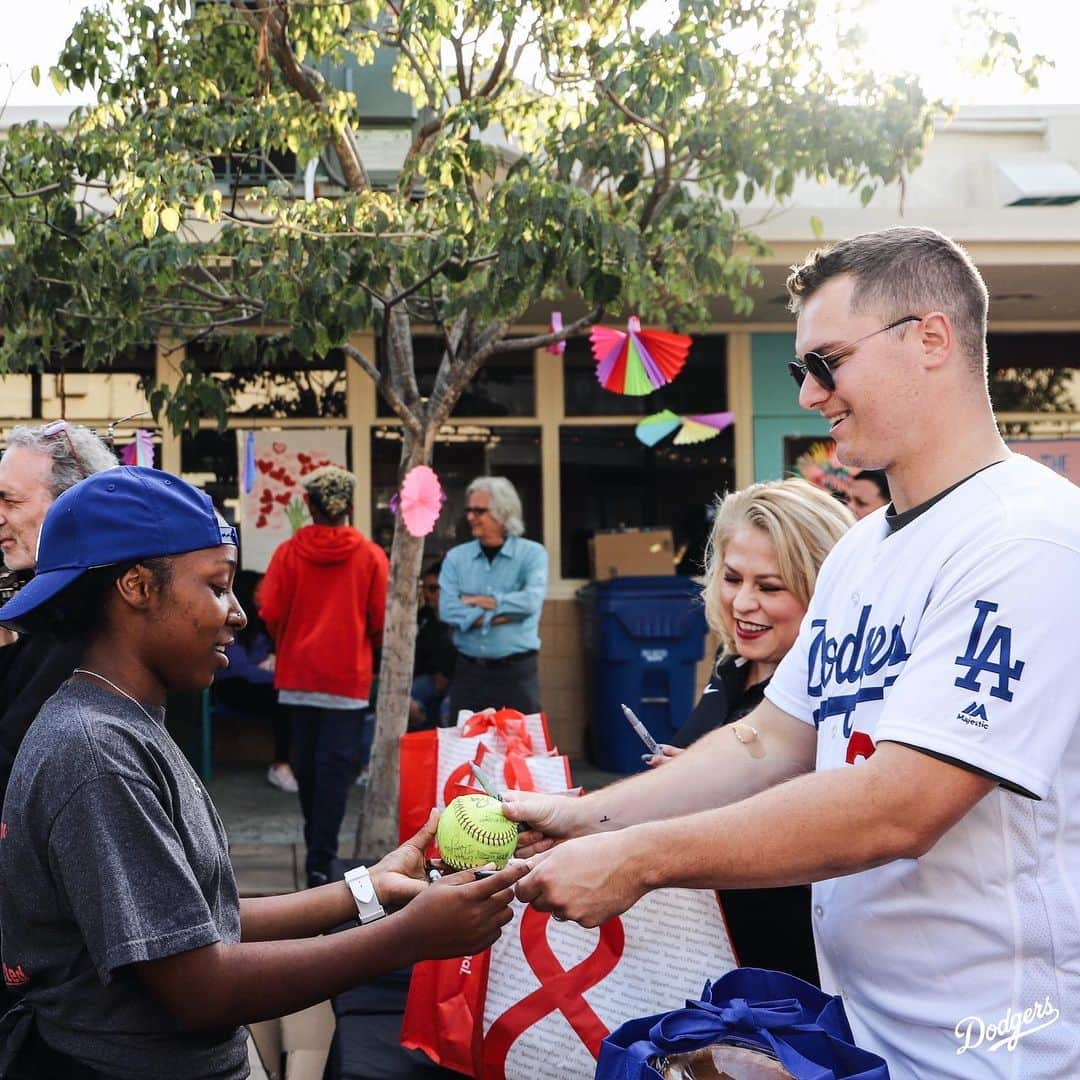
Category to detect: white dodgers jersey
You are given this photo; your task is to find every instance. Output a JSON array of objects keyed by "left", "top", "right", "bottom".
[{"left": 767, "top": 455, "right": 1080, "bottom": 1079}]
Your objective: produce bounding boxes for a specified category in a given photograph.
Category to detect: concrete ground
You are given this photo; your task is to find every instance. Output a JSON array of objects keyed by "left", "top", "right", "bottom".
[{"left": 211, "top": 759, "right": 623, "bottom": 896}]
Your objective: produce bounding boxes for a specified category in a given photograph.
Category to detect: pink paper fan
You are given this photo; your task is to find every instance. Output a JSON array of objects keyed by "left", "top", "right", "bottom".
[{"left": 400, "top": 465, "right": 445, "bottom": 537}]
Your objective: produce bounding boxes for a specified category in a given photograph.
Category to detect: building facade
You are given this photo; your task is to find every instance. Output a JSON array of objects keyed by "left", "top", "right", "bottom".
[{"left": 3, "top": 104, "right": 1080, "bottom": 755}]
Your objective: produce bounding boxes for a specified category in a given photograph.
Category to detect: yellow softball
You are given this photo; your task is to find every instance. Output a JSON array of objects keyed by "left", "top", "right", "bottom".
[{"left": 437, "top": 794, "right": 518, "bottom": 870}]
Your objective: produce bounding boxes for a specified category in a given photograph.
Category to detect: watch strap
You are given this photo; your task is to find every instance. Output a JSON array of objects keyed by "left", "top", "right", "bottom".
[{"left": 344, "top": 865, "right": 386, "bottom": 925}]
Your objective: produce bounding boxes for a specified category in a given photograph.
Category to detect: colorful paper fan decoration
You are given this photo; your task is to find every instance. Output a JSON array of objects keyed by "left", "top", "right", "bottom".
[
  {"left": 672, "top": 411, "right": 734, "bottom": 445},
  {"left": 792, "top": 440, "right": 853, "bottom": 496},
  {"left": 590, "top": 316, "right": 692, "bottom": 396},
  {"left": 399, "top": 465, "right": 445, "bottom": 537},
  {"left": 635, "top": 410, "right": 682, "bottom": 447},
  {"left": 635, "top": 410, "right": 734, "bottom": 447},
  {"left": 545, "top": 311, "right": 566, "bottom": 355}
]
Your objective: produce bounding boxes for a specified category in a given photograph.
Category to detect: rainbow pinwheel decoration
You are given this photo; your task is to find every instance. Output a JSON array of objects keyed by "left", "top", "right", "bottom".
[
  {"left": 635, "top": 410, "right": 734, "bottom": 448},
  {"left": 590, "top": 317, "right": 692, "bottom": 396}
]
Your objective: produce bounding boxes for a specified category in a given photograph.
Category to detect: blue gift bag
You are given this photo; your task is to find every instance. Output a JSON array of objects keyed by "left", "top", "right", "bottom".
[{"left": 596, "top": 968, "right": 889, "bottom": 1080}]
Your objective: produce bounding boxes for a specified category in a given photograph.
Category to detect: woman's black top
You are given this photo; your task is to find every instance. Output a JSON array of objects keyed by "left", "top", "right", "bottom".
[{"left": 673, "top": 652, "right": 820, "bottom": 986}]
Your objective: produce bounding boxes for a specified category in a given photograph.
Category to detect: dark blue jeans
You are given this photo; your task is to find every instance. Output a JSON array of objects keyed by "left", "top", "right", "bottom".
[{"left": 290, "top": 706, "right": 366, "bottom": 880}]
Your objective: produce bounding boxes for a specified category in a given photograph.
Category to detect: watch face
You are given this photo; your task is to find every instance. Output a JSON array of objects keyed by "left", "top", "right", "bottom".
[{"left": 348, "top": 869, "right": 375, "bottom": 903}]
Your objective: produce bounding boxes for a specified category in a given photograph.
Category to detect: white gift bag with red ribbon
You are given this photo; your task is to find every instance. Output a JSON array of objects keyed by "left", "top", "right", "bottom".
[{"left": 403, "top": 888, "right": 737, "bottom": 1078}]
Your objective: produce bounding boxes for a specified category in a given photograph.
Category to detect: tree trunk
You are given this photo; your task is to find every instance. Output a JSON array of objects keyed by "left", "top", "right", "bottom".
[{"left": 355, "top": 426, "right": 430, "bottom": 858}]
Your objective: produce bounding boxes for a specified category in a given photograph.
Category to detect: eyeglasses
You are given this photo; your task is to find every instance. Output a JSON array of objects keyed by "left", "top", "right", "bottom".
[
  {"left": 788, "top": 315, "right": 922, "bottom": 392},
  {"left": 41, "top": 420, "right": 86, "bottom": 474},
  {"left": 464, "top": 507, "right": 489, "bottom": 517}
]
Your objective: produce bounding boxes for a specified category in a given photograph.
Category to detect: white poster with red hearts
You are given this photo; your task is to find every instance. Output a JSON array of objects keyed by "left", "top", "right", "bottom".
[{"left": 235, "top": 429, "right": 347, "bottom": 572}]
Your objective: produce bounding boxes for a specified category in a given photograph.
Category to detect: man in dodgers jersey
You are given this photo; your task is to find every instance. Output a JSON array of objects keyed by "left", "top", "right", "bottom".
[{"left": 502, "top": 226, "right": 1080, "bottom": 1078}]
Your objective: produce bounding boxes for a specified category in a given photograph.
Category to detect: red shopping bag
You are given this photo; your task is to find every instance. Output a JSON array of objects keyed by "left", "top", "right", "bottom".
[{"left": 402, "top": 947, "right": 492, "bottom": 1075}]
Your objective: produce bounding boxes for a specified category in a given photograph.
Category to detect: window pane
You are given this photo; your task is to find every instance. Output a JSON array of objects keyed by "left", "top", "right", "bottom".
[
  {"left": 563, "top": 334, "right": 727, "bottom": 416},
  {"left": 181, "top": 429, "right": 240, "bottom": 520},
  {"left": 0, "top": 376, "right": 33, "bottom": 419},
  {"left": 186, "top": 342, "right": 346, "bottom": 419},
  {"left": 39, "top": 373, "right": 152, "bottom": 421},
  {"left": 375, "top": 338, "right": 535, "bottom": 418},
  {"left": 989, "top": 333, "right": 1080, "bottom": 416},
  {"left": 560, "top": 424, "right": 735, "bottom": 579},
  {"left": 371, "top": 425, "right": 542, "bottom": 561}
]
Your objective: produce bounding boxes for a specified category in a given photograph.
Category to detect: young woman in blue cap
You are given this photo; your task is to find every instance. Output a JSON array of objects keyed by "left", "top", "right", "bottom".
[{"left": 0, "top": 466, "right": 525, "bottom": 1079}]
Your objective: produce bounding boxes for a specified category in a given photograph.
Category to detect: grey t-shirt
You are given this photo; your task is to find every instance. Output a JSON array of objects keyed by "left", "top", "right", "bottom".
[{"left": 0, "top": 678, "right": 247, "bottom": 1079}]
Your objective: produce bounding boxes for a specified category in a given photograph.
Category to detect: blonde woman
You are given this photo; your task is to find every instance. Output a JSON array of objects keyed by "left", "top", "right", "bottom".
[{"left": 648, "top": 478, "right": 853, "bottom": 983}]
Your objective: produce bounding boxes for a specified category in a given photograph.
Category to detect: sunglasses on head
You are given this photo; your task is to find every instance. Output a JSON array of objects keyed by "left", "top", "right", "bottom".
[
  {"left": 40, "top": 420, "right": 86, "bottom": 474},
  {"left": 788, "top": 315, "right": 922, "bottom": 393}
]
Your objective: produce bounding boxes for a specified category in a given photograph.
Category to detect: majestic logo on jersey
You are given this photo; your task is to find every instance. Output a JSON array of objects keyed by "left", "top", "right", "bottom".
[
  {"left": 806, "top": 604, "right": 910, "bottom": 732},
  {"left": 957, "top": 702, "right": 989, "bottom": 729},
  {"left": 953, "top": 600, "right": 1025, "bottom": 702}
]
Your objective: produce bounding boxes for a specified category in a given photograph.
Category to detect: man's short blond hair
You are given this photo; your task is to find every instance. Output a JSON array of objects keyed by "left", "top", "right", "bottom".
[{"left": 786, "top": 226, "right": 989, "bottom": 375}]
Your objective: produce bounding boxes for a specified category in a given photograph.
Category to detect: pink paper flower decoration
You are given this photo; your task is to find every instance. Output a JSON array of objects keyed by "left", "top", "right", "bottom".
[{"left": 400, "top": 465, "right": 445, "bottom": 537}]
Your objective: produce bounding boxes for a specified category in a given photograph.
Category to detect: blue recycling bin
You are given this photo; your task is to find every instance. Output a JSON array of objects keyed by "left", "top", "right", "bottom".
[{"left": 578, "top": 576, "right": 708, "bottom": 774}]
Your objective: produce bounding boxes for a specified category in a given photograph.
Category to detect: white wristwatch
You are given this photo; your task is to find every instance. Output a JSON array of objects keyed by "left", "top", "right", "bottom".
[{"left": 344, "top": 865, "right": 386, "bottom": 925}]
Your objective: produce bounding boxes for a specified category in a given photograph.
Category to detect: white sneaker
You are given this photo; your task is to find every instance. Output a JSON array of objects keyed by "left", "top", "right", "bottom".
[{"left": 267, "top": 764, "right": 299, "bottom": 793}]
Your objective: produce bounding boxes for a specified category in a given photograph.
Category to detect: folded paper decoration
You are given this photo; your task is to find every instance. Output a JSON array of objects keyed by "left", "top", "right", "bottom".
[
  {"left": 634, "top": 410, "right": 682, "bottom": 447},
  {"left": 635, "top": 410, "right": 734, "bottom": 448},
  {"left": 672, "top": 411, "right": 735, "bottom": 445},
  {"left": 399, "top": 465, "right": 445, "bottom": 537},
  {"left": 545, "top": 311, "right": 566, "bottom": 355},
  {"left": 590, "top": 317, "right": 692, "bottom": 396}
]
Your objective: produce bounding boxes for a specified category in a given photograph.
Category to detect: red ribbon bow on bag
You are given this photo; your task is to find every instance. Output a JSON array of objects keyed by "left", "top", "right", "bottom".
[{"left": 461, "top": 708, "right": 534, "bottom": 757}]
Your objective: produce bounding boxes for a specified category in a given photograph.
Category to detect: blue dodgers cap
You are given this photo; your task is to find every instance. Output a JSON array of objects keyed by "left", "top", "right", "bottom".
[{"left": 0, "top": 466, "right": 237, "bottom": 630}]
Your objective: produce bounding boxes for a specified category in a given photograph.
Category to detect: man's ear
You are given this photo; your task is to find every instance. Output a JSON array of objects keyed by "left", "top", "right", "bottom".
[
  {"left": 917, "top": 311, "right": 953, "bottom": 371},
  {"left": 113, "top": 564, "right": 155, "bottom": 611}
]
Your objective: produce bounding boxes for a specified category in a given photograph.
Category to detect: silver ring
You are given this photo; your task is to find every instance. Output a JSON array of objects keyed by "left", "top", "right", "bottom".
[{"left": 551, "top": 913, "right": 567, "bottom": 922}]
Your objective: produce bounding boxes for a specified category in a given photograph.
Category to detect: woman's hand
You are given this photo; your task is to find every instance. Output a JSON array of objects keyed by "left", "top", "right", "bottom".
[{"left": 643, "top": 744, "right": 682, "bottom": 768}]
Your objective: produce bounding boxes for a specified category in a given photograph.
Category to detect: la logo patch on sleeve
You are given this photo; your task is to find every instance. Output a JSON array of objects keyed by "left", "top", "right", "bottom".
[{"left": 954, "top": 600, "right": 1025, "bottom": 702}]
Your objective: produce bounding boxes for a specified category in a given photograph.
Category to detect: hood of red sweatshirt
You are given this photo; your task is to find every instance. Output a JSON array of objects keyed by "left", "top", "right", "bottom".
[{"left": 291, "top": 524, "right": 370, "bottom": 565}]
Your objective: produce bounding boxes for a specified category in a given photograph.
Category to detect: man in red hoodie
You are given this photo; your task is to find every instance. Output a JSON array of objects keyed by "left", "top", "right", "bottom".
[{"left": 258, "top": 466, "right": 389, "bottom": 887}]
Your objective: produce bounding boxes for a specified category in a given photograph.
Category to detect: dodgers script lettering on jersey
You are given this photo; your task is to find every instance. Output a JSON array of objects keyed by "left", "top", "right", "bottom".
[
  {"left": 806, "top": 604, "right": 910, "bottom": 736},
  {"left": 806, "top": 597, "right": 1024, "bottom": 759}
]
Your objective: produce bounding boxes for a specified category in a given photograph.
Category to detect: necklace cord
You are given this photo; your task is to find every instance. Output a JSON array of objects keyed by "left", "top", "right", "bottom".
[{"left": 72, "top": 668, "right": 159, "bottom": 725}]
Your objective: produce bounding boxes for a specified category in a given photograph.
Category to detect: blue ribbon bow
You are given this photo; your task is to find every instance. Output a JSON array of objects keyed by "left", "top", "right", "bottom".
[{"left": 595, "top": 968, "right": 890, "bottom": 1080}]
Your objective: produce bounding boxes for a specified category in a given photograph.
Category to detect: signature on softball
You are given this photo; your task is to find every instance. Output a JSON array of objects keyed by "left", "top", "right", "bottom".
[{"left": 954, "top": 995, "right": 1060, "bottom": 1054}]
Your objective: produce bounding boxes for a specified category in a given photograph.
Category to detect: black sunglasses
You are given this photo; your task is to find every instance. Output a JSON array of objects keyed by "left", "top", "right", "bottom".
[{"left": 789, "top": 315, "right": 922, "bottom": 392}]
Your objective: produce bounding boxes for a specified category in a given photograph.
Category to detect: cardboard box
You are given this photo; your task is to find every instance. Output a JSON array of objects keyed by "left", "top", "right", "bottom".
[
  {"left": 588, "top": 528, "right": 675, "bottom": 580},
  {"left": 249, "top": 1000, "right": 335, "bottom": 1080}
]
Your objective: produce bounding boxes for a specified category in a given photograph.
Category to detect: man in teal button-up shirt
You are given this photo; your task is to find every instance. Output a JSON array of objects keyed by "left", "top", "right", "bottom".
[{"left": 439, "top": 476, "right": 547, "bottom": 719}]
